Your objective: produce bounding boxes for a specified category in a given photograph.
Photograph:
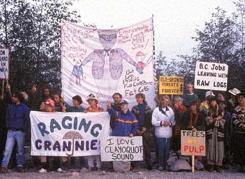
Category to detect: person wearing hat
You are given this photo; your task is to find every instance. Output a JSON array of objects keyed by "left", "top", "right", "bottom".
[
  {"left": 131, "top": 93, "right": 153, "bottom": 170},
  {"left": 38, "top": 98, "right": 56, "bottom": 173},
  {"left": 85, "top": 94, "right": 104, "bottom": 113},
  {"left": 85, "top": 94, "right": 104, "bottom": 171},
  {"left": 107, "top": 99, "right": 139, "bottom": 172},
  {"left": 108, "top": 99, "right": 138, "bottom": 137},
  {"left": 232, "top": 91, "right": 245, "bottom": 172},
  {"left": 205, "top": 96, "right": 225, "bottom": 172},
  {"left": 227, "top": 88, "right": 240, "bottom": 113}
]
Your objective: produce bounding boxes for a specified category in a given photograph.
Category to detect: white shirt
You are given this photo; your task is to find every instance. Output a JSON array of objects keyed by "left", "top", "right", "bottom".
[{"left": 152, "top": 106, "right": 175, "bottom": 138}]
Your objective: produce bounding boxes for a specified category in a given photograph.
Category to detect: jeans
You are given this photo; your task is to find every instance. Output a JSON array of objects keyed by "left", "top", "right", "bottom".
[
  {"left": 87, "top": 155, "right": 101, "bottom": 169},
  {"left": 156, "top": 137, "right": 171, "bottom": 169},
  {"left": 1, "top": 130, "right": 25, "bottom": 168}
]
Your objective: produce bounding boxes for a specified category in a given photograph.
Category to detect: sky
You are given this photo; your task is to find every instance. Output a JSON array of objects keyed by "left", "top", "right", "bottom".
[{"left": 72, "top": 0, "right": 236, "bottom": 59}]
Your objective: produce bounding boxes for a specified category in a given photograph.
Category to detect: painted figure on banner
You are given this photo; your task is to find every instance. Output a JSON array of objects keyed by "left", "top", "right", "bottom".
[
  {"left": 70, "top": 59, "right": 84, "bottom": 85},
  {"left": 79, "top": 30, "right": 145, "bottom": 80},
  {"left": 61, "top": 18, "right": 155, "bottom": 108}
]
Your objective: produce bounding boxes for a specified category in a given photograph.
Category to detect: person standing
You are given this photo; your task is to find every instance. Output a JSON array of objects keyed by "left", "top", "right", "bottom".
[
  {"left": 152, "top": 95, "right": 175, "bottom": 171},
  {"left": 205, "top": 96, "right": 225, "bottom": 172},
  {"left": 66, "top": 95, "right": 85, "bottom": 112},
  {"left": 111, "top": 93, "right": 123, "bottom": 111},
  {"left": 0, "top": 92, "right": 30, "bottom": 173},
  {"left": 227, "top": 88, "right": 240, "bottom": 113},
  {"left": 66, "top": 95, "right": 85, "bottom": 170},
  {"left": 183, "top": 83, "right": 199, "bottom": 107},
  {"left": 232, "top": 91, "right": 245, "bottom": 172},
  {"left": 172, "top": 96, "right": 186, "bottom": 152},
  {"left": 183, "top": 101, "right": 205, "bottom": 170},
  {"left": 38, "top": 99, "right": 56, "bottom": 173},
  {"left": 108, "top": 99, "right": 139, "bottom": 172},
  {"left": 110, "top": 93, "right": 123, "bottom": 129},
  {"left": 132, "top": 93, "right": 153, "bottom": 170},
  {"left": 28, "top": 84, "right": 40, "bottom": 111},
  {"left": 85, "top": 94, "right": 103, "bottom": 171}
]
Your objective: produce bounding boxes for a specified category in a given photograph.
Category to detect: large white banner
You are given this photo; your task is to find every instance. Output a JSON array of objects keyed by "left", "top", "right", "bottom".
[
  {"left": 30, "top": 111, "right": 110, "bottom": 156},
  {"left": 101, "top": 136, "right": 143, "bottom": 162},
  {"left": 194, "top": 61, "right": 228, "bottom": 91},
  {"left": 0, "top": 48, "right": 9, "bottom": 79},
  {"left": 61, "top": 18, "right": 155, "bottom": 108}
]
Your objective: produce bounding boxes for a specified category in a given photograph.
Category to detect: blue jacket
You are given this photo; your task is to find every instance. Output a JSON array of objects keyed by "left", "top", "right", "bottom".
[
  {"left": 108, "top": 109, "right": 139, "bottom": 136},
  {"left": 6, "top": 103, "right": 30, "bottom": 132}
]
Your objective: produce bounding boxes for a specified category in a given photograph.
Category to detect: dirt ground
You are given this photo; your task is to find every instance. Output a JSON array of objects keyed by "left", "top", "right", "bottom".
[{"left": 0, "top": 169, "right": 244, "bottom": 179}]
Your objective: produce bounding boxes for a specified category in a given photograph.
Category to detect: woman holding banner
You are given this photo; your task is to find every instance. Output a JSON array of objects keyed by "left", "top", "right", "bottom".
[
  {"left": 205, "top": 96, "right": 225, "bottom": 172},
  {"left": 85, "top": 94, "right": 104, "bottom": 171},
  {"left": 39, "top": 99, "right": 55, "bottom": 173}
]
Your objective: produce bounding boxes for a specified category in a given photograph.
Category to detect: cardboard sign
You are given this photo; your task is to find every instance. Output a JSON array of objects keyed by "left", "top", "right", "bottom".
[
  {"left": 101, "top": 136, "right": 143, "bottom": 162},
  {"left": 194, "top": 61, "right": 228, "bottom": 91},
  {"left": 30, "top": 111, "right": 110, "bottom": 156},
  {"left": 159, "top": 76, "right": 184, "bottom": 95},
  {"left": 181, "top": 130, "right": 206, "bottom": 156},
  {"left": 0, "top": 48, "right": 9, "bottom": 79}
]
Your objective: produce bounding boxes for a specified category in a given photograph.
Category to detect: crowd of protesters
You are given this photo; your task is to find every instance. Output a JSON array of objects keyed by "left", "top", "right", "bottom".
[{"left": 0, "top": 82, "right": 244, "bottom": 174}]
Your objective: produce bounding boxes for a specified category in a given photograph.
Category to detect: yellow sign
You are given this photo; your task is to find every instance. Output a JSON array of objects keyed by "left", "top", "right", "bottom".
[
  {"left": 159, "top": 76, "right": 184, "bottom": 95},
  {"left": 181, "top": 130, "right": 206, "bottom": 156}
]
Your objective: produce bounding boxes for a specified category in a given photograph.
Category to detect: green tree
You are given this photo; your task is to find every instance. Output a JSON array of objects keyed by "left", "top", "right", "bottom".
[{"left": 0, "top": 0, "right": 80, "bottom": 92}]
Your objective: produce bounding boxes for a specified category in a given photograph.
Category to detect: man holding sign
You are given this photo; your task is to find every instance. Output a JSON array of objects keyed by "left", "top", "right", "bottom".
[{"left": 107, "top": 99, "right": 140, "bottom": 172}]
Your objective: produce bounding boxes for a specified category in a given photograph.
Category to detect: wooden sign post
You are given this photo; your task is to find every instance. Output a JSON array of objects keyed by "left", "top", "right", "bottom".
[
  {"left": 0, "top": 48, "right": 9, "bottom": 99},
  {"left": 1, "top": 80, "right": 4, "bottom": 99},
  {"left": 181, "top": 130, "right": 206, "bottom": 173}
]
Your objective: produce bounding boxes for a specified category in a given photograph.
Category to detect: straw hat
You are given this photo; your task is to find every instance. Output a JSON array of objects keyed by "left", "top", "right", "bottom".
[{"left": 86, "top": 94, "right": 98, "bottom": 102}]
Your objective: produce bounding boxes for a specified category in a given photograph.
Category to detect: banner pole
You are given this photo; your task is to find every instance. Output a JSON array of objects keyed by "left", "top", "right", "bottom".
[
  {"left": 192, "top": 155, "right": 195, "bottom": 173},
  {"left": 1, "top": 80, "right": 5, "bottom": 99}
]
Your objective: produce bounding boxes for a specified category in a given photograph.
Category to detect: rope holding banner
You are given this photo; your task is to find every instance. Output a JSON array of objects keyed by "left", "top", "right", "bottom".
[{"left": 1, "top": 80, "right": 5, "bottom": 99}]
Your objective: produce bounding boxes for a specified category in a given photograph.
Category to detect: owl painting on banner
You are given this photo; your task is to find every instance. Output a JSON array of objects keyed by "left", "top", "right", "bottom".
[{"left": 61, "top": 18, "right": 155, "bottom": 108}]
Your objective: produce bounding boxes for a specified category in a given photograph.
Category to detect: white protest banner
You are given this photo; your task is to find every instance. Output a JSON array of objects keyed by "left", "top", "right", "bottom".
[
  {"left": 61, "top": 18, "right": 155, "bottom": 108},
  {"left": 194, "top": 61, "right": 228, "bottom": 91},
  {"left": 30, "top": 111, "right": 110, "bottom": 156},
  {"left": 0, "top": 48, "right": 9, "bottom": 79},
  {"left": 101, "top": 136, "right": 143, "bottom": 162}
]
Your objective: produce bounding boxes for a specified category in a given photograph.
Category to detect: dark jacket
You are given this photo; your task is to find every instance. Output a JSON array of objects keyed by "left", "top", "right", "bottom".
[
  {"left": 6, "top": 103, "right": 30, "bottom": 132},
  {"left": 131, "top": 103, "right": 152, "bottom": 132},
  {"left": 183, "top": 110, "right": 205, "bottom": 131}
]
